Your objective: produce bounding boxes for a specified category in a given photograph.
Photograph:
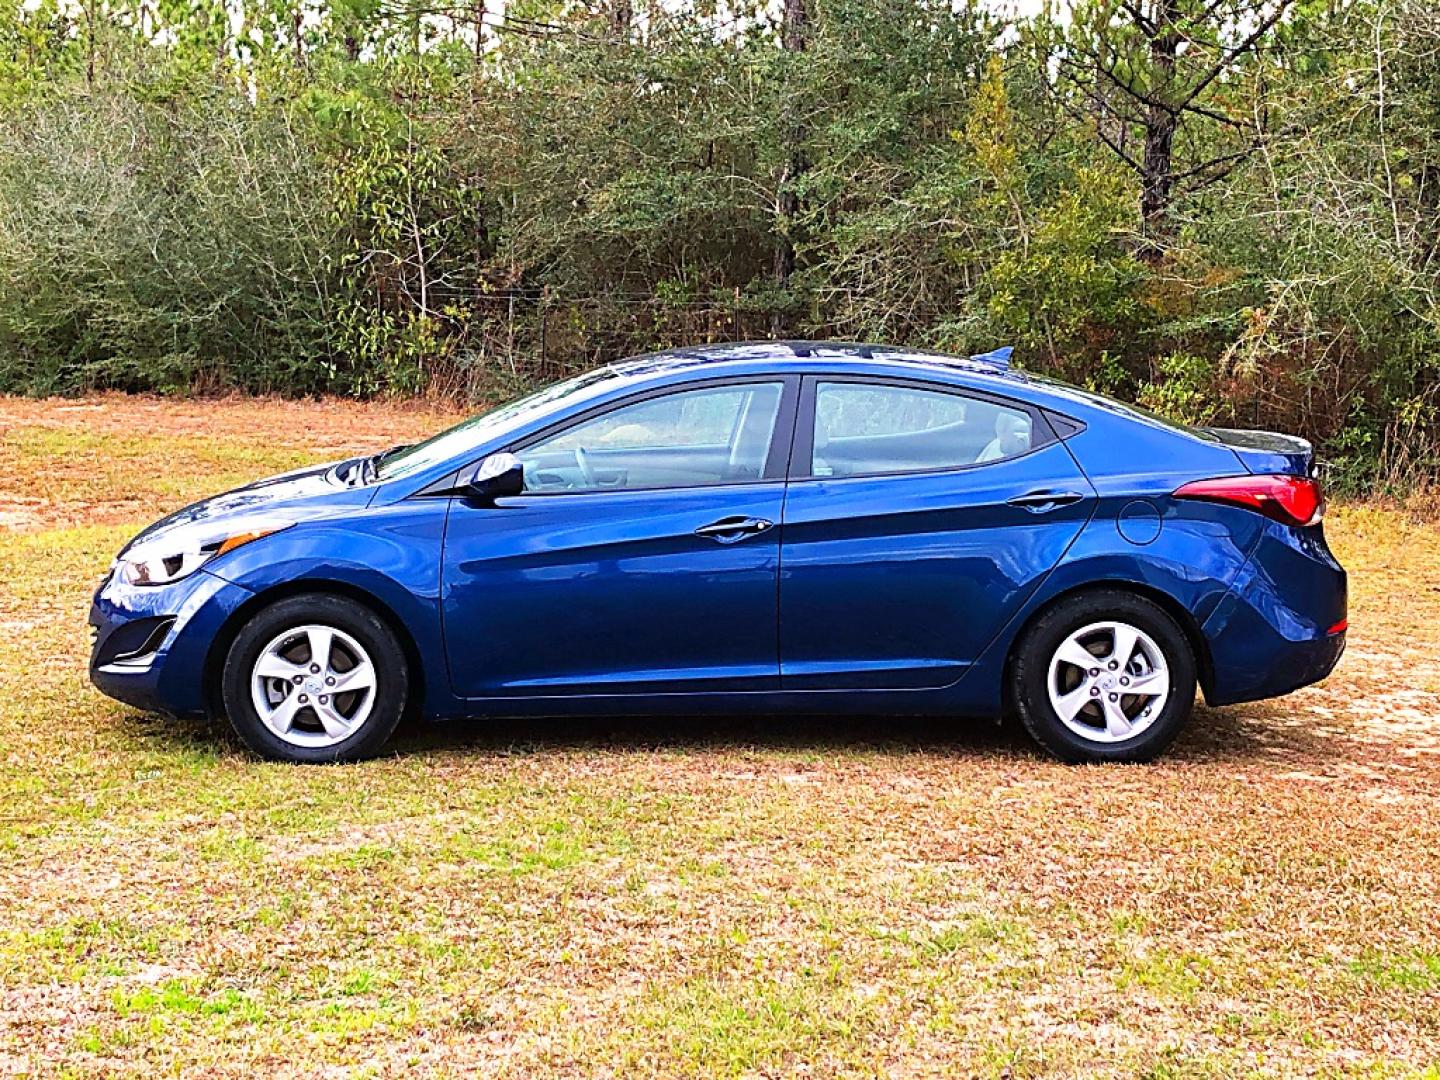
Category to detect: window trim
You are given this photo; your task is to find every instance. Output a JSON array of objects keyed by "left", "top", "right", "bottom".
[
  {"left": 789, "top": 374, "right": 1059, "bottom": 483},
  {"left": 465, "top": 375, "right": 802, "bottom": 499}
]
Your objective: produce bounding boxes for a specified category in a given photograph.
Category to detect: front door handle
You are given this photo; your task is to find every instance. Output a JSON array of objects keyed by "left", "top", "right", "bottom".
[
  {"left": 694, "top": 516, "right": 774, "bottom": 543},
  {"left": 1006, "top": 489, "right": 1086, "bottom": 514}
]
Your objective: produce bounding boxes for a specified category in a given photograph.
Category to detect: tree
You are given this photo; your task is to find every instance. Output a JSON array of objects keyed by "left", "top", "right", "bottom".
[
  {"left": 1057, "top": 0, "right": 1293, "bottom": 249},
  {"left": 1, "top": 0, "right": 1437, "bottom": 493},
  {"left": 771, "top": 0, "right": 808, "bottom": 332}
]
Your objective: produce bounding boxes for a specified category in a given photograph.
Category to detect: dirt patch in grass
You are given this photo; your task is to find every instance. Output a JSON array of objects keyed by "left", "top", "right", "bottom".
[
  {"left": 0, "top": 393, "right": 464, "bottom": 530},
  {"left": 0, "top": 391, "right": 465, "bottom": 448},
  {"left": 1, "top": 395, "right": 1438, "bottom": 1077}
]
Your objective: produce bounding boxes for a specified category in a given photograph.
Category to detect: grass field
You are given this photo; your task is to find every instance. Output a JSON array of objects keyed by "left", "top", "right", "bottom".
[{"left": 2, "top": 394, "right": 1439, "bottom": 1078}]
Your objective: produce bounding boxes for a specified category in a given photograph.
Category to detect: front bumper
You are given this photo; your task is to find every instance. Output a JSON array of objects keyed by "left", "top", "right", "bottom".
[
  {"left": 1201, "top": 520, "right": 1347, "bottom": 707},
  {"left": 88, "top": 567, "right": 254, "bottom": 718}
]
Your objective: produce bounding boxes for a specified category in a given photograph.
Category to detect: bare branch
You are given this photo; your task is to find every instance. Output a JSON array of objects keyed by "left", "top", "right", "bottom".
[
  {"left": 1055, "top": 95, "right": 1145, "bottom": 174},
  {"left": 1065, "top": 42, "right": 1166, "bottom": 110},
  {"left": 1117, "top": 0, "right": 1156, "bottom": 36},
  {"left": 1179, "top": 99, "right": 1249, "bottom": 129},
  {"left": 1171, "top": 146, "right": 1256, "bottom": 187},
  {"left": 1178, "top": 0, "right": 1295, "bottom": 110}
]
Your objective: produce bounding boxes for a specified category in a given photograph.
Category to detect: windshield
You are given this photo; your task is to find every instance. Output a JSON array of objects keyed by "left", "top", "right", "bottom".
[{"left": 374, "top": 368, "right": 622, "bottom": 481}]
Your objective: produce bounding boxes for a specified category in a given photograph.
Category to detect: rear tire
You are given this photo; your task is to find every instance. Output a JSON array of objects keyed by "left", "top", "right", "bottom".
[
  {"left": 221, "top": 594, "right": 408, "bottom": 763},
  {"left": 1010, "top": 589, "right": 1196, "bottom": 763}
]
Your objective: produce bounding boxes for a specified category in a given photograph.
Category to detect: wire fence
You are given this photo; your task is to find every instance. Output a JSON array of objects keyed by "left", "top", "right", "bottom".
[{"left": 383, "top": 285, "right": 809, "bottom": 396}]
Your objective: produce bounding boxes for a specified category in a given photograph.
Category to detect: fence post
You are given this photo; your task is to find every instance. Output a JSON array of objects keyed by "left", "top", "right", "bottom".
[
  {"left": 733, "top": 286, "right": 741, "bottom": 342},
  {"left": 506, "top": 289, "right": 517, "bottom": 376},
  {"left": 540, "top": 285, "right": 550, "bottom": 372}
]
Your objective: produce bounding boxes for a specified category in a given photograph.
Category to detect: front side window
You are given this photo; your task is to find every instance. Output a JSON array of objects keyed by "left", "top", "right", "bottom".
[
  {"left": 518, "top": 382, "right": 784, "bottom": 492},
  {"left": 811, "top": 381, "right": 1034, "bottom": 477}
]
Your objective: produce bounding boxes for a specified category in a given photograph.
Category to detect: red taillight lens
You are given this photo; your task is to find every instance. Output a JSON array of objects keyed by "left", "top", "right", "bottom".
[{"left": 1173, "top": 474, "right": 1325, "bottom": 527}]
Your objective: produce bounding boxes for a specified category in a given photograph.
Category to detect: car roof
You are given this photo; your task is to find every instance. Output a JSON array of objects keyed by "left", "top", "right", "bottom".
[
  {"left": 608, "top": 340, "right": 1028, "bottom": 384},
  {"left": 597, "top": 341, "right": 1186, "bottom": 432}
]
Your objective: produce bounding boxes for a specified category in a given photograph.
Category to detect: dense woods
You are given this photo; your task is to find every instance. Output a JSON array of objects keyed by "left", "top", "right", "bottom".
[{"left": 0, "top": 0, "right": 1436, "bottom": 492}]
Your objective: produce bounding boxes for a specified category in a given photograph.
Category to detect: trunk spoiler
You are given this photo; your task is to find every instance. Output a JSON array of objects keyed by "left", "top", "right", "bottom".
[{"left": 1197, "top": 427, "right": 1314, "bottom": 477}]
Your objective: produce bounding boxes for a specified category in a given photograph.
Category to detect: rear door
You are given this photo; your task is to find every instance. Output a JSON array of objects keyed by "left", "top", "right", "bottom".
[{"left": 779, "top": 376, "right": 1095, "bottom": 690}]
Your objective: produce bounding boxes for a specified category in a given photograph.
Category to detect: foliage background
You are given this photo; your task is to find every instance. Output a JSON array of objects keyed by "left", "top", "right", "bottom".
[{"left": 0, "top": 0, "right": 1437, "bottom": 492}]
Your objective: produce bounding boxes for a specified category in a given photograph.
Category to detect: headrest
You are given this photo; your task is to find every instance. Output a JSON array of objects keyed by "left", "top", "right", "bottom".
[{"left": 995, "top": 411, "right": 1030, "bottom": 450}]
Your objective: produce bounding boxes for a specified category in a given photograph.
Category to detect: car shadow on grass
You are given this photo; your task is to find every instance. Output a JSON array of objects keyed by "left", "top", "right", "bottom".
[
  {"left": 391, "top": 711, "right": 1036, "bottom": 759},
  {"left": 1172, "top": 701, "right": 1341, "bottom": 765},
  {"left": 122, "top": 698, "right": 1337, "bottom": 766},
  {"left": 390, "top": 703, "right": 1340, "bottom": 766},
  {"left": 128, "top": 709, "right": 1032, "bottom": 761}
]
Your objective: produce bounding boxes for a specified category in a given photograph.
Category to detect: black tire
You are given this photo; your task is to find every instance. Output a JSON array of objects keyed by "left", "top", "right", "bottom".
[
  {"left": 221, "top": 594, "right": 409, "bottom": 763},
  {"left": 1009, "top": 588, "right": 1196, "bottom": 764}
]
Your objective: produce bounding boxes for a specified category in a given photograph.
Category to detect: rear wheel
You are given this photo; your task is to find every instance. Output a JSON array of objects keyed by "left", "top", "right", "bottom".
[
  {"left": 221, "top": 594, "right": 408, "bottom": 763},
  {"left": 1010, "top": 589, "right": 1196, "bottom": 763}
]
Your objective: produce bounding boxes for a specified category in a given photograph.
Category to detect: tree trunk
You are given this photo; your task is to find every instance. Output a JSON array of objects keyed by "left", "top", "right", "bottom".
[
  {"left": 293, "top": 3, "right": 305, "bottom": 66},
  {"left": 1140, "top": 103, "right": 1176, "bottom": 231},
  {"left": 780, "top": 0, "right": 807, "bottom": 66},
  {"left": 610, "top": 0, "right": 632, "bottom": 40},
  {"left": 85, "top": 0, "right": 96, "bottom": 87},
  {"left": 1139, "top": 0, "right": 1181, "bottom": 256},
  {"left": 771, "top": 0, "right": 808, "bottom": 337}
]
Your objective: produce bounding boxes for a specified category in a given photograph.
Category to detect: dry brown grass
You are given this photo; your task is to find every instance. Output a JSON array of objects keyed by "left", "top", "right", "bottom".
[{"left": 1, "top": 394, "right": 1438, "bottom": 1077}]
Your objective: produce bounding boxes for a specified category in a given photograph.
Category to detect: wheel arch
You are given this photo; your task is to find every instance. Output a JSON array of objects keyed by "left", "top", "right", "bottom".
[
  {"left": 203, "top": 579, "right": 427, "bottom": 720},
  {"left": 1001, "top": 578, "right": 1216, "bottom": 707}
]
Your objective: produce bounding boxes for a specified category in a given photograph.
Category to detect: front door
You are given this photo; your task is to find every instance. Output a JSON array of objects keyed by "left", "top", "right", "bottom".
[
  {"left": 441, "top": 378, "right": 797, "bottom": 698},
  {"left": 779, "top": 376, "right": 1095, "bottom": 690}
]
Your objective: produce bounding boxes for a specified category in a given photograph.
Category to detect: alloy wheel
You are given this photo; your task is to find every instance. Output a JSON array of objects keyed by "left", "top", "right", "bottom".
[
  {"left": 1046, "top": 619, "right": 1170, "bottom": 744},
  {"left": 249, "top": 623, "right": 377, "bottom": 749}
]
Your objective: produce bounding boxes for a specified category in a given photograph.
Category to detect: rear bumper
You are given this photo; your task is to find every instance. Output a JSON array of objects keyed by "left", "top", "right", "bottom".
[{"left": 1201, "top": 520, "right": 1347, "bottom": 706}]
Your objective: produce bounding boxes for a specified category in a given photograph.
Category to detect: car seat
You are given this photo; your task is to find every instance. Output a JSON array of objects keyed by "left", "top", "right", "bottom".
[{"left": 976, "top": 412, "right": 1031, "bottom": 463}]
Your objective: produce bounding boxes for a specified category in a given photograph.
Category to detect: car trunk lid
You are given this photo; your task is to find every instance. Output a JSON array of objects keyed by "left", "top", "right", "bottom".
[{"left": 1197, "top": 427, "right": 1314, "bottom": 476}]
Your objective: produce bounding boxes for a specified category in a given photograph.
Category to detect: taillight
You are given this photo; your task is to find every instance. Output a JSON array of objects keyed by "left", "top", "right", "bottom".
[{"left": 1173, "top": 474, "right": 1324, "bottom": 527}]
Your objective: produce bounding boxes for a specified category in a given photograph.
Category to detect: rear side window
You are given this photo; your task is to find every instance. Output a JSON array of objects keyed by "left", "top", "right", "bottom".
[{"left": 810, "top": 381, "right": 1034, "bottom": 477}]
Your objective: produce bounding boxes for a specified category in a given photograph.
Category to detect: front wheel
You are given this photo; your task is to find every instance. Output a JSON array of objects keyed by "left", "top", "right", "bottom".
[
  {"left": 1009, "top": 589, "right": 1196, "bottom": 763},
  {"left": 221, "top": 594, "right": 409, "bottom": 763}
]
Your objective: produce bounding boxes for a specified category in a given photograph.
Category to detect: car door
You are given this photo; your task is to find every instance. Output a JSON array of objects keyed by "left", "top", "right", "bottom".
[
  {"left": 441, "top": 377, "right": 798, "bottom": 698},
  {"left": 779, "top": 375, "right": 1095, "bottom": 691}
]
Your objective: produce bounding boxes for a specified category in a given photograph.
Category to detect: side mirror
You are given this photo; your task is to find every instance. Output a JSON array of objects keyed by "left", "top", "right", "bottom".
[{"left": 463, "top": 453, "right": 524, "bottom": 504}]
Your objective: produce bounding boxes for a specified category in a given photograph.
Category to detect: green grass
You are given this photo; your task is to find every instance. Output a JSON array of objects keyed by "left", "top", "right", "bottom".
[
  {"left": 2, "top": 395, "right": 1440, "bottom": 1075},
  {"left": 1349, "top": 951, "right": 1440, "bottom": 992}
]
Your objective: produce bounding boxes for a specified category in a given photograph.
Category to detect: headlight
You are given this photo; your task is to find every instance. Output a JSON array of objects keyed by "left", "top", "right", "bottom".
[{"left": 116, "top": 517, "right": 294, "bottom": 587}]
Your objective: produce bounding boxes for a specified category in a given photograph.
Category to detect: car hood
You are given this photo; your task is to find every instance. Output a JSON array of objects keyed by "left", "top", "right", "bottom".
[{"left": 120, "top": 460, "right": 356, "bottom": 556}]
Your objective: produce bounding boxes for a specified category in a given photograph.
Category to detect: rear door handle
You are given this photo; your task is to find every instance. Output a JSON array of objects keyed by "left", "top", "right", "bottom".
[
  {"left": 1006, "top": 489, "right": 1085, "bottom": 514},
  {"left": 694, "top": 516, "right": 774, "bottom": 543}
]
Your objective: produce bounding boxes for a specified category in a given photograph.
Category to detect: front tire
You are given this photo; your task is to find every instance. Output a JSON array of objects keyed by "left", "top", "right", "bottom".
[
  {"left": 1010, "top": 589, "right": 1196, "bottom": 763},
  {"left": 221, "top": 594, "right": 409, "bottom": 763}
]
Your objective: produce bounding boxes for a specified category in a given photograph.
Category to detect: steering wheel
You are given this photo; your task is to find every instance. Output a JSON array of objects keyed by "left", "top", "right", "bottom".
[{"left": 574, "top": 446, "right": 598, "bottom": 488}]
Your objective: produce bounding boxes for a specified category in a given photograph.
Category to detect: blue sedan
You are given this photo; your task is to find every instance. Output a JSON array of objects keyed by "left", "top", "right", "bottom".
[{"left": 89, "top": 342, "right": 1347, "bottom": 763}]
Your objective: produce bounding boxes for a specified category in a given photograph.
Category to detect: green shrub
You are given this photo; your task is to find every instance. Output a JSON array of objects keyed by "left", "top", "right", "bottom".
[{"left": 0, "top": 86, "right": 341, "bottom": 394}]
